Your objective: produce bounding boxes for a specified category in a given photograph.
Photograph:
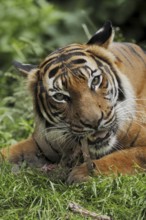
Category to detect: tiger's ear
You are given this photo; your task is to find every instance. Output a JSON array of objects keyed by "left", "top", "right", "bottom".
[
  {"left": 87, "top": 21, "right": 114, "bottom": 48},
  {"left": 13, "top": 61, "right": 38, "bottom": 76}
]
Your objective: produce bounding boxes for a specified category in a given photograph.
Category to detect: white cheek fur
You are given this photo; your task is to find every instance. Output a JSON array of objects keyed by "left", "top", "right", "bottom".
[{"left": 115, "top": 72, "right": 136, "bottom": 130}]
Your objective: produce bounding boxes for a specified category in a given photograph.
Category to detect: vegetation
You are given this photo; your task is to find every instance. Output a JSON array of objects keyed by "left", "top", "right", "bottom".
[
  {"left": 1, "top": 164, "right": 146, "bottom": 220},
  {"left": 0, "top": 0, "right": 146, "bottom": 219}
]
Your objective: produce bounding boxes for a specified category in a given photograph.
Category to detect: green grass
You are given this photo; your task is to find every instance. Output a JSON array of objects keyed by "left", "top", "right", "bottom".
[{"left": 0, "top": 162, "right": 146, "bottom": 220}]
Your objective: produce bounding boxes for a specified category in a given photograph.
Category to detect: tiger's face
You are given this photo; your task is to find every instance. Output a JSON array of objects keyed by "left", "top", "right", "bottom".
[
  {"left": 36, "top": 43, "right": 124, "bottom": 157},
  {"left": 14, "top": 22, "right": 135, "bottom": 159}
]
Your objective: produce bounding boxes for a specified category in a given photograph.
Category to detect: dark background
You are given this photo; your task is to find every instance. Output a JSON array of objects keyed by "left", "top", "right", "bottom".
[{"left": 49, "top": 0, "right": 146, "bottom": 44}]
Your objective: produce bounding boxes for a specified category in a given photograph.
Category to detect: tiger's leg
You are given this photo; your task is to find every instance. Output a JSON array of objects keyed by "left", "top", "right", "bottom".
[
  {"left": 0, "top": 137, "right": 48, "bottom": 168},
  {"left": 67, "top": 146, "right": 146, "bottom": 184}
]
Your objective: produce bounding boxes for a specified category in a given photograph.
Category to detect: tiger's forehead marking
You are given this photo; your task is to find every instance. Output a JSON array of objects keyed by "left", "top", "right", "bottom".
[
  {"left": 40, "top": 44, "right": 86, "bottom": 67},
  {"left": 39, "top": 44, "right": 94, "bottom": 76},
  {"left": 40, "top": 43, "right": 114, "bottom": 95}
]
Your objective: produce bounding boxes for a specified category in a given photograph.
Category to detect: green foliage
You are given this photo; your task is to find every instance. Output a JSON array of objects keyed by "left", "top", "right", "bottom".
[
  {"left": 0, "top": 165, "right": 146, "bottom": 220},
  {"left": 0, "top": 0, "right": 90, "bottom": 68},
  {"left": 0, "top": 70, "right": 33, "bottom": 147}
]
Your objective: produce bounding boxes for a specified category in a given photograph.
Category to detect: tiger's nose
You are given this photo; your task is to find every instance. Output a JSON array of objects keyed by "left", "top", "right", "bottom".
[{"left": 79, "top": 112, "right": 103, "bottom": 130}]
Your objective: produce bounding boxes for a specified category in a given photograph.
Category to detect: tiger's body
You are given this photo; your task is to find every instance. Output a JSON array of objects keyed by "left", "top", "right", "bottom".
[{"left": 1, "top": 22, "right": 146, "bottom": 183}]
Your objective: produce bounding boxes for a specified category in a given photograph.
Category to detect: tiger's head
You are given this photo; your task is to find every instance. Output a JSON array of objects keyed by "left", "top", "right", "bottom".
[{"left": 14, "top": 21, "right": 135, "bottom": 160}]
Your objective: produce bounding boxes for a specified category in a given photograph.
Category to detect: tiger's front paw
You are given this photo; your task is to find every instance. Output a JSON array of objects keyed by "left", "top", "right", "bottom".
[{"left": 67, "top": 163, "right": 92, "bottom": 184}]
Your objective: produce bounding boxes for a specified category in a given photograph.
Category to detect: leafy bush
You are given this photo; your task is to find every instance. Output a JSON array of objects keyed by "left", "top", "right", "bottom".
[{"left": 0, "top": 0, "right": 92, "bottom": 69}]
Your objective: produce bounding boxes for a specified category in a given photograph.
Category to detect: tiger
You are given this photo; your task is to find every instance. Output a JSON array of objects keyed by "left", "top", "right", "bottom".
[{"left": 1, "top": 21, "right": 146, "bottom": 183}]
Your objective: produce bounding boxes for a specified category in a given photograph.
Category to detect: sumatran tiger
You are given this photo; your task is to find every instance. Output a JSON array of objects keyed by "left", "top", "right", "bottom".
[{"left": 1, "top": 21, "right": 146, "bottom": 183}]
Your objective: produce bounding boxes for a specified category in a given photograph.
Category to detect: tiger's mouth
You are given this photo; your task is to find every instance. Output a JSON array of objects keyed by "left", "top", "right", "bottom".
[
  {"left": 89, "top": 130, "right": 108, "bottom": 140},
  {"left": 72, "top": 128, "right": 110, "bottom": 143},
  {"left": 71, "top": 123, "right": 117, "bottom": 145},
  {"left": 87, "top": 124, "right": 118, "bottom": 146},
  {"left": 87, "top": 130, "right": 111, "bottom": 144}
]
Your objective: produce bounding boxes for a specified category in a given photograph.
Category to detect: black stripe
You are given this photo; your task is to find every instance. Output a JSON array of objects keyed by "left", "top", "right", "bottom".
[
  {"left": 79, "top": 119, "right": 94, "bottom": 129},
  {"left": 121, "top": 46, "right": 134, "bottom": 67},
  {"left": 49, "top": 66, "right": 59, "bottom": 78},
  {"left": 44, "top": 61, "right": 56, "bottom": 73},
  {"left": 116, "top": 75, "right": 125, "bottom": 101},
  {"left": 71, "top": 58, "right": 87, "bottom": 64},
  {"left": 94, "top": 56, "right": 116, "bottom": 87},
  {"left": 104, "top": 107, "right": 113, "bottom": 120},
  {"left": 33, "top": 75, "right": 44, "bottom": 120},
  {"left": 34, "top": 92, "right": 44, "bottom": 120},
  {"left": 125, "top": 43, "right": 146, "bottom": 67},
  {"left": 102, "top": 64, "right": 118, "bottom": 99},
  {"left": 77, "top": 70, "right": 87, "bottom": 80},
  {"left": 52, "top": 73, "right": 69, "bottom": 89},
  {"left": 43, "top": 52, "right": 87, "bottom": 74},
  {"left": 93, "top": 56, "right": 103, "bottom": 67},
  {"left": 48, "top": 106, "right": 64, "bottom": 117},
  {"left": 44, "top": 93, "right": 66, "bottom": 118},
  {"left": 61, "top": 73, "right": 68, "bottom": 89},
  {"left": 38, "top": 92, "right": 56, "bottom": 124},
  {"left": 43, "top": 93, "right": 61, "bottom": 117},
  {"left": 104, "top": 114, "right": 114, "bottom": 126},
  {"left": 97, "top": 112, "right": 104, "bottom": 128},
  {"left": 57, "top": 52, "right": 87, "bottom": 63},
  {"left": 115, "top": 47, "right": 133, "bottom": 67},
  {"left": 40, "top": 56, "right": 57, "bottom": 68},
  {"left": 42, "top": 46, "right": 84, "bottom": 67},
  {"left": 93, "top": 55, "right": 120, "bottom": 101},
  {"left": 102, "top": 61, "right": 123, "bottom": 102},
  {"left": 45, "top": 119, "right": 54, "bottom": 128}
]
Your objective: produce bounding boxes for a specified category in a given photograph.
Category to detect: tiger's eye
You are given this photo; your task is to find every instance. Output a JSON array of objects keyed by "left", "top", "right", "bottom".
[
  {"left": 53, "top": 93, "right": 64, "bottom": 101},
  {"left": 53, "top": 93, "right": 71, "bottom": 102},
  {"left": 92, "top": 76, "right": 99, "bottom": 85}
]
